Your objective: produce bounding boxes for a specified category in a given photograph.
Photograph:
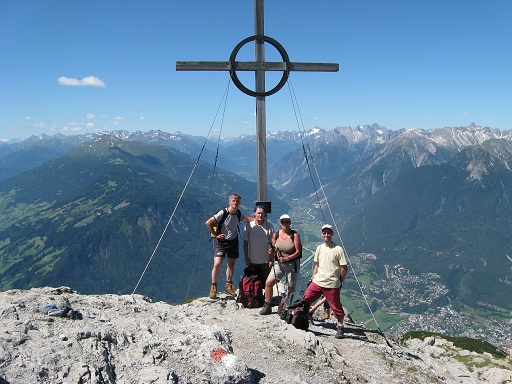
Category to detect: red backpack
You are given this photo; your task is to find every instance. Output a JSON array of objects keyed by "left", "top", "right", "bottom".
[{"left": 236, "top": 266, "right": 264, "bottom": 308}]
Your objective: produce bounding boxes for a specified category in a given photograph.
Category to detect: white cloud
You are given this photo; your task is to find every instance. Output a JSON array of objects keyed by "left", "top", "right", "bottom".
[
  {"left": 86, "top": 113, "right": 96, "bottom": 119},
  {"left": 62, "top": 122, "right": 83, "bottom": 132},
  {"left": 57, "top": 76, "right": 106, "bottom": 88},
  {"left": 113, "top": 116, "right": 124, "bottom": 125},
  {"left": 24, "top": 116, "right": 32, "bottom": 120}
]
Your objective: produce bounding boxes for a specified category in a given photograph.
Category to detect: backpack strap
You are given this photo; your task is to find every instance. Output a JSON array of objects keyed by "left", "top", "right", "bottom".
[
  {"left": 274, "top": 230, "right": 300, "bottom": 256},
  {"left": 289, "top": 230, "right": 302, "bottom": 261},
  {"left": 234, "top": 209, "right": 241, "bottom": 235},
  {"left": 217, "top": 208, "right": 242, "bottom": 234},
  {"left": 275, "top": 229, "right": 295, "bottom": 242},
  {"left": 273, "top": 229, "right": 295, "bottom": 242},
  {"left": 215, "top": 208, "right": 228, "bottom": 230}
]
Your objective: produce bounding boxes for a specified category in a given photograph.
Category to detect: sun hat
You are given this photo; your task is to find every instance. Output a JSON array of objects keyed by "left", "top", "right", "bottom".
[{"left": 279, "top": 214, "right": 291, "bottom": 221}]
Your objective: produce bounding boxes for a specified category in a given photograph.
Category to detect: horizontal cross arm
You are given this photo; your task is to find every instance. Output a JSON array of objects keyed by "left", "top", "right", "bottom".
[
  {"left": 290, "top": 62, "right": 339, "bottom": 72},
  {"left": 176, "top": 61, "right": 230, "bottom": 71},
  {"left": 176, "top": 61, "right": 338, "bottom": 72}
]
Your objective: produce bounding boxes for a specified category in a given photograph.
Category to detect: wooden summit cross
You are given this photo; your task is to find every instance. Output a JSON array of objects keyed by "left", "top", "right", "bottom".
[{"left": 176, "top": 0, "right": 338, "bottom": 207}]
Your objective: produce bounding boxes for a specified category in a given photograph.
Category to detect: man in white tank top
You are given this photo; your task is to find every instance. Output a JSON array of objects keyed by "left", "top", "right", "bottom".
[{"left": 243, "top": 205, "right": 274, "bottom": 286}]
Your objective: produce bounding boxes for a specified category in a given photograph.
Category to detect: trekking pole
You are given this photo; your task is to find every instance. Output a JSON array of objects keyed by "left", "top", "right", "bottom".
[
  {"left": 272, "top": 247, "right": 281, "bottom": 296},
  {"left": 269, "top": 243, "right": 280, "bottom": 298}
]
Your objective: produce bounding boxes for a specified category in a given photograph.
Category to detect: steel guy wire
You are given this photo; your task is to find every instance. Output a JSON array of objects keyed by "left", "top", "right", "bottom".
[
  {"left": 133, "top": 80, "right": 232, "bottom": 296},
  {"left": 286, "top": 77, "right": 383, "bottom": 332}
]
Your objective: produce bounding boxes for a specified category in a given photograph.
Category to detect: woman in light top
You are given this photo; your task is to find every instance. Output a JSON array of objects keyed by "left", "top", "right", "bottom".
[{"left": 259, "top": 214, "right": 302, "bottom": 315}]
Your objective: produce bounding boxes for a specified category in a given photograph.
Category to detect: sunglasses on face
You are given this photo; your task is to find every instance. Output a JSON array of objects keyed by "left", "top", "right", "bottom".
[{"left": 281, "top": 220, "right": 291, "bottom": 224}]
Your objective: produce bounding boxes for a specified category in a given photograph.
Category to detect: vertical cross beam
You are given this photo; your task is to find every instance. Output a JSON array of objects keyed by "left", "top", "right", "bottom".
[
  {"left": 176, "top": 0, "right": 339, "bottom": 204},
  {"left": 254, "top": 0, "right": 266, "bottom": 202}
]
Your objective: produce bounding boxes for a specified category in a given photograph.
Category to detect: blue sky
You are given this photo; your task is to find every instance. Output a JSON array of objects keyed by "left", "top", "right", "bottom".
[{"left": 1, "top": 1, "right": 511, "bottom": 141}]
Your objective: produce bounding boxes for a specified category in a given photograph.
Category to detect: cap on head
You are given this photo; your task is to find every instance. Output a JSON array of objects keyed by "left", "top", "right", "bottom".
[
  {"left": 279, "top": 214, "right": 291, "bottom": 221},
  {"left": 321, "top": 224, "right": 333, "bottom": 232}
]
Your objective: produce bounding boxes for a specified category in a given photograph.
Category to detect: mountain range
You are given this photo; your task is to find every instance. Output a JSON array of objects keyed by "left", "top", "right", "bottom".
[
  {"left": 268, "top": 123, "right": 512, "bottom": 311},
  {"left": 0, "top": 123, "right": 511, "bottom": 318},
  {"left": 341, "top": 138, "right": 512, "bottom": 309},
  {"left": 0, "top": 135, "right": 287, "bottom": 303}
]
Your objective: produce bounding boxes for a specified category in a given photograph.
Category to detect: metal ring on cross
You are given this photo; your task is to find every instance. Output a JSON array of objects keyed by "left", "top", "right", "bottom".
[{"left": 229, "top": 35, "right": 290, "bottom": 97}]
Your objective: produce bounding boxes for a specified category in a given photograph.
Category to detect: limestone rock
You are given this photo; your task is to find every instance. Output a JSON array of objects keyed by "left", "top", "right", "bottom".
[{"left": 0, "top": 287, "right": 510, "bottom": 383}]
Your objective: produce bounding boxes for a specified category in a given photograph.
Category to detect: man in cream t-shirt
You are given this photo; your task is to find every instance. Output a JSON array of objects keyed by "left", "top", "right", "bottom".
[{"left": 303, "top": 224, "right": 348, "bottom": 339}]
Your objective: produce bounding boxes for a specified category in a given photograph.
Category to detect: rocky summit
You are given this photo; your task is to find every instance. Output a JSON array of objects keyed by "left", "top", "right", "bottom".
[{"left": 0, "top": 287, "right": 510, "bottom": 384}]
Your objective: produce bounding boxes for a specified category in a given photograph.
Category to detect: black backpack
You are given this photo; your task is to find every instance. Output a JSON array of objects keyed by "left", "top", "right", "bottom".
[
  {"left": 273, "top": 229, "right": 302, "bottom": 259},
  {"left": 211, "top": 208, "right": 242, "bottom": 238},
  {"left": 278, "top": 291, "right": 309, "bottom": 331}
]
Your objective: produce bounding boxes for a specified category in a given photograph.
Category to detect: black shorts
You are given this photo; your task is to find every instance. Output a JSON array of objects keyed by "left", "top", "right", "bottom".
[
  {"left": 214, "top": 238, "right": 239, "bottom": 259},
  {"left": 250, "top": 263, "right": 271, "bottom": 284}
]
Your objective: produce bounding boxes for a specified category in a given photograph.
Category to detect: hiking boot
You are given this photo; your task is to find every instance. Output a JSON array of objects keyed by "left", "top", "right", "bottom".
[
  {"left": 225, "top": 281, "right": 236, "bottom": 296},
  {"left": 322, "top": 307, "right": 331, "bottom": 320},
  {"left": 335, "top": 325, "right": 345, "bottom": 339},
  {"left": 209, "top": 284, "right": 217, "bottom": 299},
  {"left": 259, "top": 301, "right": 272, "bottom": 315}
]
